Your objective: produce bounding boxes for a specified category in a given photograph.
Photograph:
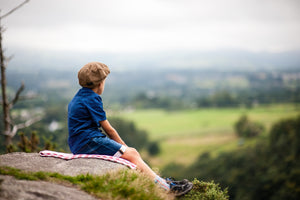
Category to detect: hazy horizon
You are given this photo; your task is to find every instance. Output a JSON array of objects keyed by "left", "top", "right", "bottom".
[
  {"left": 1, "top": 0, "right": 300, "bottom": 71},
  {"left": 5, "top": 48, "right": 300, "bottom": 72}
]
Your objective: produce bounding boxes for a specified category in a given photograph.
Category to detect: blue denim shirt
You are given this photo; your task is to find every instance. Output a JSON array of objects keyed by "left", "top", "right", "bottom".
[{"left": 68, "top": 87, "right": 106, "bottom": 153}]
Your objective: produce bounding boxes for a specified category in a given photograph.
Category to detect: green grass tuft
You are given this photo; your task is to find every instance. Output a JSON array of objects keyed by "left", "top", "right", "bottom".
[
  {"left": 80, "top": 170, "right": 172, "bottom": 200},
  {"left": 179, "top": 179, "right": 229, "bottom": 200},
  {"left": 0, "top": 166, "right": 38, "bottom": 181}
]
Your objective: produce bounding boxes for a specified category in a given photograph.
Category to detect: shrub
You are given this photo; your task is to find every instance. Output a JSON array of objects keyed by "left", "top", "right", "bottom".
[
  {"left": 179, "top": 179, "right": 229, "bottom": 200},
  {"left": 148, "top": 141, "right": 161, "bottom": 156},
  {"left": 109, "top": 117, "right": 149, "bottom": 150},
  {"left": 235, "top": 115, "right": 265, "bottom": 138}
]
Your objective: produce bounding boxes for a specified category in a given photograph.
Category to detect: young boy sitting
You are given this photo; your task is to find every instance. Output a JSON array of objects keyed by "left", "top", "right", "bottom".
[{"left": 68, "top": 62, "right": 192, "bottom": 196}]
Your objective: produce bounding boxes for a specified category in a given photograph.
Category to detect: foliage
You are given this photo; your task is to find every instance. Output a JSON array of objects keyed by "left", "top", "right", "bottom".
[
  {"left": 163, "top": 115, "right": 300, "bottom": 200},
  {"left": 179, "top": 179, "right": 229, "bottom": 200},
  {"left": 43, "top": 138, "right": 58, "bottom": 151},
  {"left": 234, "top": 115, "right": 265, "bottom": 138},
  {"left": 0, "top": 97, "right": 69, "bottom": 154},
  {"left": 4, "top": 144, "right": 17, "bottom": 154},
  {"left": 80, "top": 170, "right": 171, "bottom": 200},
  {"left": 5, "top": 131, "right": 58, "bottom": 153},
  {"left": 197, "top": 91, "right": 238, "bottom": 108},
  {"left": 269, "top": 115, "right": 300, "bottom": 160},
  {"left": 265, "top": 115, "right": 300, "bottom": 200},
  {"left": 17, "top": 131, "right": 39, "bottom": 153},
  {"left": 147, "top": 141, "right": 161, "bottom": 156},
  {"left": 109, "top": 117, "right": 153, "bottom": 151},
  {"left": 132, "top": 92, "right": 184, "bottom": 110}
]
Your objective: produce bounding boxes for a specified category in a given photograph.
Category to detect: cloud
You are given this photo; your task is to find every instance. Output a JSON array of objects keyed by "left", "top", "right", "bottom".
[{"left": 1, "top": 0, "right": 300, "bottom": 54}]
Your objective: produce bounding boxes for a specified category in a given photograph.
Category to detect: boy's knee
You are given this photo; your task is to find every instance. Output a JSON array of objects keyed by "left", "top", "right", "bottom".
[
  {"left": 127, "top": 147, "right": 140, "bottom": 157},
  {"left": 122, "top": 147, "right": 140, "bottom": 161}
]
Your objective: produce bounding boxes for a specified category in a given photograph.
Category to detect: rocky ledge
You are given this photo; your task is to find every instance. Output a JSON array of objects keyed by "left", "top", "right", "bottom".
[{"left": 0, "top": 152, "right": 128, "bottom": 200}]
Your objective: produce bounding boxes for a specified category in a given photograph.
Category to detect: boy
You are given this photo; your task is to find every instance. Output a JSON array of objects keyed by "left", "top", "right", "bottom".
[{"left": 68, "top": 62, "right": 192, "bottom": 196}]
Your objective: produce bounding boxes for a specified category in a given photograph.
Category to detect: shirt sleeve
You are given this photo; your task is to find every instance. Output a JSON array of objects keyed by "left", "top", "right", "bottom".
[{"left": 84, "top": 95, "right": 107, "bottom": 127}]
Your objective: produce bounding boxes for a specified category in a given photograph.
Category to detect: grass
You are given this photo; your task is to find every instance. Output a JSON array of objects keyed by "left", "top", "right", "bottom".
[
  {"left": 0, "top": 166, "right": 172, "bottom": 200},
  {"left": 116, "top": 104, "right": 300, "bottom": 168},
  {"left": 0, "top": 166, "right": 229, "bottom": 200}
]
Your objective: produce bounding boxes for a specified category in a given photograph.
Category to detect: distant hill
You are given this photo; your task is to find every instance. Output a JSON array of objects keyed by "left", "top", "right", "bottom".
[{"left": 6, "top": 48, "right": 300, "bottom": 71}]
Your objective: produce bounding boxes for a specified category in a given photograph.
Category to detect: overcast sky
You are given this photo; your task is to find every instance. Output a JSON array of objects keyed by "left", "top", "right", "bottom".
[{"left": 0, "top": 0, "right": 300, "bottom": 69}]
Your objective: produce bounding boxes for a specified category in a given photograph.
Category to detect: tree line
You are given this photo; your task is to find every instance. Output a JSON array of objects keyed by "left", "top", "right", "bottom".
[{"left": 162, "top": 115, "right": 300, "bottom": 200}]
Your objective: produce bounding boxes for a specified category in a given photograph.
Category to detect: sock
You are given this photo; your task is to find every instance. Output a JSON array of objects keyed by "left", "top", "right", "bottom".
[{"left": 154, "top": 175, "right": 170, "bottom": 191}]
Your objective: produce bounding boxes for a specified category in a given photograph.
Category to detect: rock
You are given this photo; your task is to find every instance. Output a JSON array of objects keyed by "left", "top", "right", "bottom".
[
  {"left": 0, "top": 152, "right": 127, "bottom": 176},
  {"left": 0, "top": 175, "right": 97, "bottom": 200},
  {"left": 0, "top": 152, "right": 130, "bottom": 200}
]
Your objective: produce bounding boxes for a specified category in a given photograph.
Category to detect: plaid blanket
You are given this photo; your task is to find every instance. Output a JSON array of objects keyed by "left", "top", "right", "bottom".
[{"left": 39, "top": 150, "right": 136, "bottom": 169}]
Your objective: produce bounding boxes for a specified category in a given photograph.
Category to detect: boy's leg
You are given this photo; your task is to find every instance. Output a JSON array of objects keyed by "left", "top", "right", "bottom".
[
  {"left": 82, "top": 137, "right": 170, "bottom": 191},
  {"left": 120, "top": 147, "right": 170, "bottom": 190},
  {"left": 120, "top": 147, "right": 155, "bottom": 178}
]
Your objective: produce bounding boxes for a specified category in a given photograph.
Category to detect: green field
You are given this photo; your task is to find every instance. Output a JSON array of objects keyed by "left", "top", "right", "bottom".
[{"left": 115, "top": 104, "right": 300, "bottom": 168}]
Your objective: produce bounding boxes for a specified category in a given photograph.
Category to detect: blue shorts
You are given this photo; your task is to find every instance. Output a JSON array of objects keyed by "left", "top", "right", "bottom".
[{"left": 76, "top": 136, "right": 123, "bottom": 157}]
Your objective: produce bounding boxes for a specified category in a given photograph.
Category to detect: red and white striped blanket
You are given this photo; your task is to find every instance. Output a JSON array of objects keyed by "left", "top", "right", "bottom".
[{"left": 39, "top": 150, "right": 137, "bottom": 169}]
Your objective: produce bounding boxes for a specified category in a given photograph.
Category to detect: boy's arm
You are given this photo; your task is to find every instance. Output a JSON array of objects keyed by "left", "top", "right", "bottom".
[{"left": 100, "top": 120, "right": 127, "bottom": 146}]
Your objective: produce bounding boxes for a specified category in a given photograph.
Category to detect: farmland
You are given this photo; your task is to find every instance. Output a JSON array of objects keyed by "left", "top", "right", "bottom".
[{"left": 116, "top": 104, "right": 300, "bottom": 168}]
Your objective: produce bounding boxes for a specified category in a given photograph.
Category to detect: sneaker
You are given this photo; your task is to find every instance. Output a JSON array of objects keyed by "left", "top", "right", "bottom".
[
  {"left": 166, "top": 177, "right": 190, "bottom": 185},
  {"left": 166, "top": 177, "right": 193, "bottom": 197},
  {"left": 170, "top": 181, "right": 193, "bottom": 196}
]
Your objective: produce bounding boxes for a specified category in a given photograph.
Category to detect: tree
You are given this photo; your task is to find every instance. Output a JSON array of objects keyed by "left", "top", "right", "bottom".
[
  {"left": 234, "top": 115, "right": 265, "bottom": 138},
  {"left": 147, "top": 141, "right": 160, "bottom": 156},
  {"left": 109, "top": 117, "right": 149, "bottom": 150},
  {"left": 0, "top": 0, "right": 41, "bottom": 149},
  {"left": 269, "top": 115, "right": 300, "bottom": 161}
]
